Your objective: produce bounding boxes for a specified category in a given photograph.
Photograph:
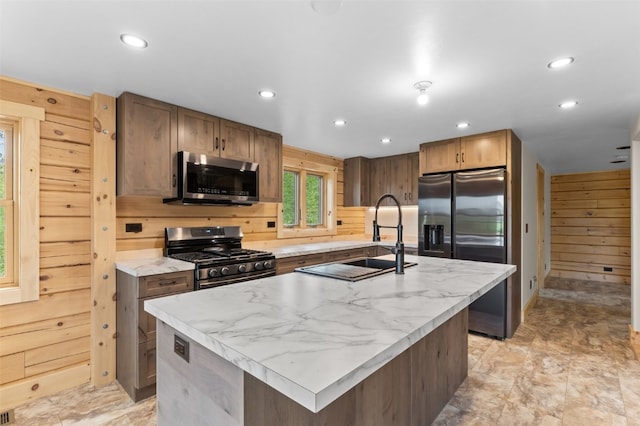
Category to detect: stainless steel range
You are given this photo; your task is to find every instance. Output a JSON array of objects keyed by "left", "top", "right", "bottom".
[{"left": 165, "top": 226, "right": 276, "bottom": 290}]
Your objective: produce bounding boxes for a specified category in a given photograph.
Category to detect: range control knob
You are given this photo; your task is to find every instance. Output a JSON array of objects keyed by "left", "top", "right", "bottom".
[
  {"left": 238, "top": 264, "right": 247, "bottom": 273},
  {"left": 208, "top": 268, "right": 219, "bottom": 278},
  {"left": 254, "top": 262, "right": 264, "bottom": 271},
  {"left": 220, "top": 266, "right": 230, "bottom": 276},
  {"left": 263, "top": 260, "right": 273, "bottom": 269}
]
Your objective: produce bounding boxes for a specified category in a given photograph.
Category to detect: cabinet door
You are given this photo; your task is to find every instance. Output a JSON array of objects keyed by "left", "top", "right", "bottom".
[
  {"left": 137, "top": 340, "right": 156, "bottom": 388},
  {"left": 460, "top": 130, "right": 506, "bottom": 169},
  {"left": 220, "top": 119, "right": 253, "bottom": 160},
  {"left": 386, "top": 154, "right": 410, "bottom": 204},
  {"left": 116, "top": 92, "right": 177, "bottom": 197},
  {"left": 419, "top": 138, "right": 460, "bottom": 174},
  {"left": 177, "top": 107, "right": 220, "bottom": 155},
  {"left": 343, "top": 156, "right": 370, "bottom": 207},
  {"left": 253, "top": 129, "right": 283, "bottom": 202},
  {"left": 406, "top": 152, "right": 419, "bottom": 204},
  {"left": 369, "top": 157, "right": 389, "bottom": 206}
]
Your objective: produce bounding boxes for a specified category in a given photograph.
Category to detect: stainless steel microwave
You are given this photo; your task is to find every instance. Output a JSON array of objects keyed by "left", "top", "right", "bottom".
[{"left": 163, "top": 151, "right": 259, "bottom": 205}]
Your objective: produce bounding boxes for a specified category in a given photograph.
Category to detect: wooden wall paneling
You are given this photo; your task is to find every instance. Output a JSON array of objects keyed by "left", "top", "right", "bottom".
[
  {"left": 90, "top": 93, "right": 117, "bottom": 386},
  {"left": 0, "top": 353, "right": 24, "bottom": 384},
  {"left": 0, "top": 77, "right": 90, "bottom": 120},
  {"left": 40, "top": 139, "right": 90, "bottom": 168},
  {"left": 0, "top": 363, "right": 90, "bottom": 412},
  {"left": 40, "top": 191, "right": 91, "bottom": 216},
  {"left": 550, "top": 169, "right": 631, "bottom": 284},
  {"left": 0, "top": 77, "right": 95, "bottom": 410},
  {"left": 40, "top": 165, "right": 91, "bottom": 192},
  {"left": 40, "top": 217, "right": 91, "bottom": 242},
  {"left": 0, "top": 315, "right": 90, "bottom": 357}
]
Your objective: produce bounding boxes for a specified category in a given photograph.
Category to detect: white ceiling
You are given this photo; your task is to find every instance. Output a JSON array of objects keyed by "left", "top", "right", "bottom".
[{"left": 1, "top": 1, "right": 639, "bottom": 174}]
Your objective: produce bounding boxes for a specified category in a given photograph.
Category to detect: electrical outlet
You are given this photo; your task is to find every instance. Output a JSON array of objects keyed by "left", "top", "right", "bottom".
[
  {"left": 337, "top": 220, "right": 343, "bottom": 225},
  {"left": 125, "top": 223, "right": 142, "bottom": 233},
  {"left": 604, "top": 266, "right": 613, "bottom": 272},
  {"left": 267, "top": 221, "right": 276, "bottom": 228}
]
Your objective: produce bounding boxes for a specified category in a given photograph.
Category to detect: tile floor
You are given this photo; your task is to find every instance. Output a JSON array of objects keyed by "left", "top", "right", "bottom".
[{"left": 10, "top": 277, "right": 639, "bottom": 425}]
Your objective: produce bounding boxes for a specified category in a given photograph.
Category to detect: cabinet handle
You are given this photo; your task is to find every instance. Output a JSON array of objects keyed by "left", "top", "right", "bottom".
[
  {"left": 159, "top": 280, "right": 178, "bottom": 286},
  {"left": 215, "top": 137, "right": 219, "bottom": 150},
  {"left": 409, "top": 192, "right": 412, "bottom": 200},
  {"left": 404, "top": 192, "right": 407, "bottom": 200},
  {"left": 172, "top": 174, "right": 177, "bottom": 188},
  {"left": 456, "top": 153, "right": 459, "bottom": 163},
  {"left": 222, "top": 139, "right": 226, "bottom": 151},
  {"left": 462, "top": 152, "right": 465, "bottom": 163}
]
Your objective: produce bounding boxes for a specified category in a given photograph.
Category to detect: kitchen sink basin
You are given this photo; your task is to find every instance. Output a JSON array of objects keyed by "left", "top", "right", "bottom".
[{"left": 295, "top": 257, "right": 417, "bottom": 282}]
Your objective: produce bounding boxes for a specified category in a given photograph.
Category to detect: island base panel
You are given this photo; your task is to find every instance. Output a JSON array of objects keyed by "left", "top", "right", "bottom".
[{"left": 156, "top": 308, "right": 467, "bottom": 426}]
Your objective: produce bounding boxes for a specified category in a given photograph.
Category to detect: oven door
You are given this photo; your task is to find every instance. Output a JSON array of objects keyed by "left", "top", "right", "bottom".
[{"left": 197, "top": 269, "right": 276, "bottom": 290}]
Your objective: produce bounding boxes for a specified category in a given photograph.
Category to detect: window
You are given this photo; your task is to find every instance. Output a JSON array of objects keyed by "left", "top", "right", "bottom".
[
  {"left": 279, "top": 158, "right": 337, "bottom": 238},
  {"left": 0, "top": 100, "right": 43, "bottom": 305},
  {"left": 0, "top": 122, "right": 14, "bottom": 286}
]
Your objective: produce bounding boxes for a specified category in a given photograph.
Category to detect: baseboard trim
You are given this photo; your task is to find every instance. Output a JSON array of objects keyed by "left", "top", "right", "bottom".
[
  {"left": 523, "top": 288, "right": 539, "bottom": 321},
  {"left": 630, "top": 325, "right": 640, "bottom": 360}
]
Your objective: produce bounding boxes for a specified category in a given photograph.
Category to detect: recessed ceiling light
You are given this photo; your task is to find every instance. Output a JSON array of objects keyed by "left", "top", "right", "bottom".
[
  {"left": 258, "top": 90, "right": 276, "bottom": 99},
  {"left": 333, "top": 119, "right": 347, "bottom": 126},
  {"left": 456, "top": 122, "right": 470, "bottom": 129},
  {"left": 380, "top": 137, "right": 391, "bottom": 144},
  {"left": 548, "top": 57, "right": 574, "bottom": 69},
  {"left": 120, "top": 33, "right": 148, "bottom": 49},
  {"left": 559, "top": 100, "right": 578, "bottom": 109}
]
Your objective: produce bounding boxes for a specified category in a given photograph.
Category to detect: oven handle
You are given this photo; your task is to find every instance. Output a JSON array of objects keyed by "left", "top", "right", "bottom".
[{"left": 197, "top": 270, "right": 276, "bottom": 290}]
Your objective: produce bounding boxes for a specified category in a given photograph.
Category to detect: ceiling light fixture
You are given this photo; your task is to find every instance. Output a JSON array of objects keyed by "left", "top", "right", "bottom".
[
  {"left": 547, "top": 57, "right": 574, "bottom": 69},
  {"left": 559, "top": 100, "right": 578, "bottom": 109},
  {"left": 414, "top": 81, "right": 432, "bottom": 106},
  {"left": 333, "top": 119, "right": 346, "bottom": 126},
  {"left": 456, "top": 122, "right": 470, "bottom": 129},
  {"left": 258, "top": 90, "right": 276, "bottom": 99},
  {"left": 120, "top": 33, "right": 148, "bottom": 49},
  {"left": 380, "top": 137, "right": 391, "bottom": 144}
]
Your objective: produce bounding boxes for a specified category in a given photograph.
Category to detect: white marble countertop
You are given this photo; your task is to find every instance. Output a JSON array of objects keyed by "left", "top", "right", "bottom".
[
  {"left": 145, "top": 254, "right": 515, "bottom": 413},
  {"left": 115, "top": 257, "right": 194, "bottom": 277}
]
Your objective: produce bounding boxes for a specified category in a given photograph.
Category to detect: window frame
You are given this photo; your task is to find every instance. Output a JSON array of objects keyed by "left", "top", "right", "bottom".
[
  {"left": 0, "top": 121, "right": 15, "bottom": 285},
  {"left": 278, "top": 160, "right": 337, "bottom": 239},
  {"left": 0, "top": 100, "right": 43, "bottom": 306}
]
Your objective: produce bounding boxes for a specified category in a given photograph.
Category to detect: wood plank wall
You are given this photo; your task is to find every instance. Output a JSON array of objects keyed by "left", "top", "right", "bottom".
[
  {"left": 0, "top": 77, "right": 93, "bottom": 409},
  {"left": 550, "top": 169, "right": 631, "bottom": 284},
  {"left": 116, "top": 145, "right": 367, "bottom": 252}
]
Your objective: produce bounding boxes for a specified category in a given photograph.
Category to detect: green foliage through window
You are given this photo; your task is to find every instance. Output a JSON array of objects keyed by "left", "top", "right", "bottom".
[
  {"left": 283, "top": 170, "right": 298, "bottom": 226},
  {"left": 306, "top": 174, "right": 323, "bottom": 226}
]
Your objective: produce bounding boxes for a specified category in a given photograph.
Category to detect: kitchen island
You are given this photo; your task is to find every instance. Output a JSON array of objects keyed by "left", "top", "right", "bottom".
[{"left": 145, "top": 254, "right": 515, "bottom": 425}]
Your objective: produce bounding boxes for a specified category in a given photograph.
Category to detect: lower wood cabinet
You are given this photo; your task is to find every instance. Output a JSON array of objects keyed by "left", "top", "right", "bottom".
[
  {"left": 116, "top": 269, "right": 193, "bottom": 401},
  {"left": 275, "top": 246, "right": 378, "bottom": 275}
]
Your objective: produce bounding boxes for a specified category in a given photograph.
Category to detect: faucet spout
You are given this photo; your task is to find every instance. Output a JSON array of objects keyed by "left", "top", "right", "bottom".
[{"left": 372, "top": 193, "right": 404, "bottom": 274}]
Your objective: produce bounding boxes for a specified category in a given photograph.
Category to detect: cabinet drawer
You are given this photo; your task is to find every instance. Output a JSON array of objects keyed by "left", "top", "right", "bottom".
[
  {"left": 139, "top": 271, "right": 193, "bottom": 298},
  {"left": 325, "top": 248, "right": 369, "bottom": 262},
  {"left": 137, "top": 339, "right": 156, "bottom": 388},
  {"left": 276, "top": 253, "right": 327, "bottom": 275}
]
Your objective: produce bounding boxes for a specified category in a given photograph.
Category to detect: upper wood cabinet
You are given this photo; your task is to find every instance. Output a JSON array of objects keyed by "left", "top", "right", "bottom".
[
  {"left": 118, "top": 92, "right": 283, "bottom": 200},
  {"left": 419, "top": 130, "right": 507, "bottom": 174},
  {"left": 177, "top": 107, "right": 219, "bottom": 155},
  {"left": 220, "top": 119, "right": 253, "bottom": 161},
  {"left": 117, "top": 92, "right": 178, "bottom": 197},
  {"left": 254, "top": 129, "right": 282, "bottom": 203},
  {"left": 343, "top": 156, "right": 370, "bottom": 207},
  {"left": 345, "top": 152, "right": 418, "bottom": 207}
]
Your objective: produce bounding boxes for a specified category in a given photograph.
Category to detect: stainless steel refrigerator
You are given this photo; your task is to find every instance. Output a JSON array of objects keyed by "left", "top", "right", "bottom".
[{"left": 418, "top": 168, "right": 508, "bottom": 339}]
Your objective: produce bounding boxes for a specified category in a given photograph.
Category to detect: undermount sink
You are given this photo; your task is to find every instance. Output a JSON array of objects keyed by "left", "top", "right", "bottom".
[{"left": 295, "top": 257, "right": 417, "bottom": 282}]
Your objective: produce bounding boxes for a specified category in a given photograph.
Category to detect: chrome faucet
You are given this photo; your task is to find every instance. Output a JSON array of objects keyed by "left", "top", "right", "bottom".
[{"left": 372, "top": 193, "right": 404, "bottom": 274}]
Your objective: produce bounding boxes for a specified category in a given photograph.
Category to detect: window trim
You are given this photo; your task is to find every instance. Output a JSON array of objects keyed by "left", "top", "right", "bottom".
[
  {"left": 0, "top": 122, "right": 15, "bottom": 285},
  {"left": 278, "top": 160, "right": 337, "bottom": 239},
  {"left": 0, "top": 100, "right": 43, "bottom": 306}
]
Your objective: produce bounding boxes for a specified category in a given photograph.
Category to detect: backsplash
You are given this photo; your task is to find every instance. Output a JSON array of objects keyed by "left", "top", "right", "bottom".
[{"left": 365, "top": 206, "right": 418, "bottom": 242}]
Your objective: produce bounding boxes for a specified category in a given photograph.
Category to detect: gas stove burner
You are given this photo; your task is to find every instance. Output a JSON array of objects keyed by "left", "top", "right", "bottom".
[{"left": 165, "top": 226, "right": 277, "bottom": 290}]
